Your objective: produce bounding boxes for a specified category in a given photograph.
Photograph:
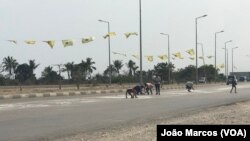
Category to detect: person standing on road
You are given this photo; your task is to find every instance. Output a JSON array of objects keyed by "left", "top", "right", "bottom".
[
  {"left": 230, "top": 79, "right": 237, "bottom": 93},
  {"left": 154, "top": 75, "right": 161, "bottom": 95}
]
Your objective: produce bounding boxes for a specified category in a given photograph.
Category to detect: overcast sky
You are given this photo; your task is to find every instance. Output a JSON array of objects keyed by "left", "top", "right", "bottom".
[{"left": 0, "top": 0, "right": 250, "bottom": 78}]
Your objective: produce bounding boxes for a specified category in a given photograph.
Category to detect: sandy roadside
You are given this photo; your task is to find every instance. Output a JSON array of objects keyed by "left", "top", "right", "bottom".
[{"left": 54, "top": 100, "right": 250, "bottom": 141}]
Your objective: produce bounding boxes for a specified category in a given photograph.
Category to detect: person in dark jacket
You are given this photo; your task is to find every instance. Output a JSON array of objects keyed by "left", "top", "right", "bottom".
[
  {"left": 154, "top": 75, "right": 161, "bottom": 95},
  {"left": 132, "top": 85, "right": 144, "bottom": 95},
  {"left": 230, "top": 79, "right": 237, "bottom": 93}
]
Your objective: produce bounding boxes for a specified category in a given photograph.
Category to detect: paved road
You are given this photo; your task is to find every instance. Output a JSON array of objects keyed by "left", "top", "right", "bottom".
[{"left": 0, "top": 84, "right": 250, "bottom": 141}]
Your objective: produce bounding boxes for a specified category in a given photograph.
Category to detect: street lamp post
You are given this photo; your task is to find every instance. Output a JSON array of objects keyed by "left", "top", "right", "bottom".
[
  {"left": 215, "top": 30, "right": 224, "bottom": 81},
  {"left": 160, "top": 33, "right": 170, "bottom": 84},
  {"left": 195, "top": 14, "right": 207, "bottom": 84},
  {"left": 98, "top": 19, "right": 111, "bottom": 85},
  {"left": 198, "top": 43, "right": 206, "bottom": 78},
  {"left": 224, "top": 40, "right": 232, "bottom": 79},
  {"left": 232, "top": 47, "right": 238, "bottom": 74},
  {"left": 139, "top": 0, "right": 143, "bottom": 86}
]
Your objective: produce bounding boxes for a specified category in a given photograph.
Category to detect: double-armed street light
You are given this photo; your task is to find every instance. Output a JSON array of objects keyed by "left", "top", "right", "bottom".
[
  {"left": 198, "top": 43, "right": 206, "bottom": 78},
  {"left": 232, "top": 47, "right": 238, "bottom": 74},
  {"left": 139, "top": 0, "right": 143, "bottom": 85},
  {"left": 98, "top": 19, "right": 112, "bottom": 85},
  {"left": 160, "top": 33, "right": 170, "bottom": 84},
  {"left": 214, "top": 30, "right": 224, "bottom": 81},
  {"left": 224, "top": 40, "right": 232, "bottom": 78},
  {"left": 195, "top": 14, "right": 207, "bottom": 84}
]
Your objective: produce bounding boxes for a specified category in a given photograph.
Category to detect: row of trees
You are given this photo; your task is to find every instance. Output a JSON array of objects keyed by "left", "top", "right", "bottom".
[{"left": 0, "top": 56, "right": 225, "bottom": 86}]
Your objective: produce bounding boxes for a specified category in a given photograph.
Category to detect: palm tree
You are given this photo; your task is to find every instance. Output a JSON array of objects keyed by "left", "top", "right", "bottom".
[
  {"left": 2, "top": 56, "right": 18, "bottom": 78},
  {"left": 79, "top": 58, "right": 96, "bottom": 80},
  {"left": 42, "top": 66, "right": 53, "bottom": 77},
  {"left": 41, "top": 66, "right": 61, "bottom": 84},
  {"left": 113, "top": 60, "right": 123, "bottom": 75},
  {"left": 85, "top": 58, "right": 96, "bottom": 79},
  {"left": 127, "top": 60, "right": 135, "bottom": 76},
  {"left": 0, "top": 63, "right": 3, "bottom": 73},
  {"left": 79, "top": 60, "right": 87, "bottom": 80},
  {"left": 29, "top": 60, "right": 39, "bottom": 74},
  {"left": 132, "top": 65, "right": 139, "bottom": 76},
  {"left": 104, "top": 65, "right": 116, "bottom": 76},
  {"left": 63, "top": 62, "right": 74, "bottom": 80}
]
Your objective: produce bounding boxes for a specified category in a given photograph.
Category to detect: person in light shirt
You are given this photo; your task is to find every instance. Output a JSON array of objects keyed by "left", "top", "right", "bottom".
[{"left": 144, "top": 82, "right": 154, "bottom": 95}]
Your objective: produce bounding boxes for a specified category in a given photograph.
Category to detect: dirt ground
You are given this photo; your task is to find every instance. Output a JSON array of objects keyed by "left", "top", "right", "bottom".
[{"left": 55, "top": 100, "right": 250, "bottom": 141}]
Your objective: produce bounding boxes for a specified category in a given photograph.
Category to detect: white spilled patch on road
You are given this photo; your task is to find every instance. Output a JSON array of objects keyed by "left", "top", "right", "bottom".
[
  {"left": 0, "top": 104, "right": 15, "bottom": 110},
  {"left": 237, "top": 85, "right": 250, "bottom": 89},
  {"left": 96, "top": 95, "right": 153, "bottom": 99},
  {"left": 0, "top": 99, "right": 98, "bottom": 112},
  {"left": 47, "top": 99, "right": 98, "bottom": 105},
  {"left": 79, "top": 100, "right": 98, "bottom": 103},
  {"left": 193, "top": 90, "right": 214, "bottom": 94},
  {"left": 0, "top": 103, "right": 49, "bottom": 111},
  {"left": 165, "top": 90, "right": 191, "bottom": 95},
  {"left": 217, "top": 87, "right": 230, "bottom": 91}
]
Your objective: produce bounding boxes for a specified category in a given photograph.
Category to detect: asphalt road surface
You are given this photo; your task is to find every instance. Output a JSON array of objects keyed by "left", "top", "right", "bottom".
[{"left": 0, "top": 83, "right": 250, "bottom": 141}]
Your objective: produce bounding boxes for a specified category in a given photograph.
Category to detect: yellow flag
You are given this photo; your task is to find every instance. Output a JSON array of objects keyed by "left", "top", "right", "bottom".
[
  {"left": 218, "top": 64, "right": 225, "bottom": 69},
  {"left": 145, "top": 56, "right": 153, "bottom": 62},
  {"left": 173, "top": 52, "right": 182, "bottom": 59},
  {"left": 124, "top": 32, "right": 138, "bottom": 38},
  {"left": 103, "top": 32, "right": 116, "bottom": 39},
  {"left": 220, "top": 64, "right": 225, "bottom": 69},
  {"left": 207, "top": 56, "right": 213, "bottom": 59},
  {"left": 132, "top": 55, "right": 140, "bottom": 60},
  {"left": 112, "top": 52, "right": 126, "bottom": 57},
  {"left": 186, "top": 49, "right": 195, "bottom": 56},
  {"left": 62, "top": 40, "right": 73, "bottom": 47},
  {"left": 82, "top": 36, "right": 95, "bottom": 44},
  {"left": 8, "top": 40, "right": 17, "bottom": 44},
  {"left": 158, "top": 55, "right": 167, "bottom": 61},
  {"left": 25, "top": 40, "right": 36, "bottom": 45},
  {"left": 43, "top": 41, "right": 55, "bottom": 48}
]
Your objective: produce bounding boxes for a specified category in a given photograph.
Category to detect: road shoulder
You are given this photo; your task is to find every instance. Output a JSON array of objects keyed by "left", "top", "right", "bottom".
[{"left": 54, "top": 100, "right": 250, "bottom": 141}]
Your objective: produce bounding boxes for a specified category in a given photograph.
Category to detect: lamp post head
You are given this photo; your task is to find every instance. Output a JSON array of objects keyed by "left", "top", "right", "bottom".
[
  {"left": 160, "top": 33, "right": 169, "bottom": 36},
  {"left": 196, "top": 14, "right": 208, "bottom": 20},
  {"left": 220, "top": 30, "right": 224, "bottom": 33},
  {"left": 225, "top": 40, "right": 232, "bottom": 44},
  {"left": 98, "top": 19, "right": 109, "bottom": 23}
]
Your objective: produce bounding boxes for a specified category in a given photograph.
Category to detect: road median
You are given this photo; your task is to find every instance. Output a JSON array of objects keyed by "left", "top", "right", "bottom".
[{"left": 0, "top": 83, "right": 225, "bottom": 100}]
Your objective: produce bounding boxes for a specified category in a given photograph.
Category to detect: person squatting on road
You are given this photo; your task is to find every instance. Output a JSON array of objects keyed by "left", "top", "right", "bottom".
[
  {"left": 144, "top": 83, "right": 154, "bottom": 95},
  {"left": 133, "top": 85, "right": 144, "bottom": 95},
  {"left": 154, "top": 75, "right": 161, "bottom": 95},
  {"left": 125, "top": 85, "right": 144, "bottom": 99},
  {"left": 230, "top": 79, "right": 237, "bottom": 93},
  {"left": 186, "top": 81, "right": 194, "bottom": 92}
]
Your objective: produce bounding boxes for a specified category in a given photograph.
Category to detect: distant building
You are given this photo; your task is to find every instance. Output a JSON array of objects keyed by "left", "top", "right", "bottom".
[{"left": 230, "top": 72, "right": 250, "bottom": 80}]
